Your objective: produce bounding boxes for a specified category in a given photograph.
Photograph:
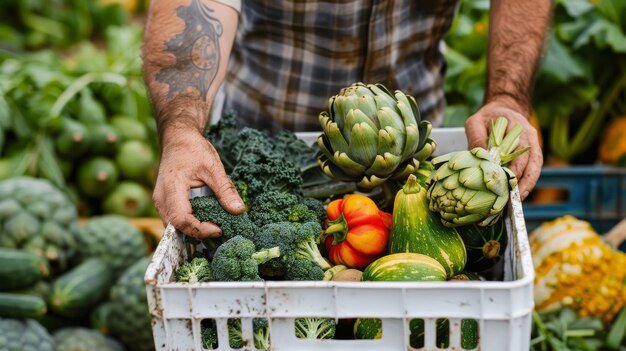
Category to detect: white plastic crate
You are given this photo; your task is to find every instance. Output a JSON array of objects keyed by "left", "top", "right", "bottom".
[{"left": 144, "top": 129, "right": 535, "bottom": 351}]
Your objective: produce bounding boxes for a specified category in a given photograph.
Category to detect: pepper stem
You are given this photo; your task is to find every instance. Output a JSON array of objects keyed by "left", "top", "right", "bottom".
[{"left": 324, "top": 215, "right": 349, "bottom": 246}]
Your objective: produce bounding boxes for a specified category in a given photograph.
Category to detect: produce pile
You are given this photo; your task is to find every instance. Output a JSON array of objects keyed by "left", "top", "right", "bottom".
[
  {"left": 0, "top": 25, "right": 159, "bottom": 218},
  {"left": 174, "top": 83, "right": 528, "bottom": 349},
  {"left": 0, "top": 176, "right": 154, "bottom": 351}
]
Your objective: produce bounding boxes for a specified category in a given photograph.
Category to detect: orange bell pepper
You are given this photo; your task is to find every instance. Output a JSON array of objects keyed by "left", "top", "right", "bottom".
[{"left": 322, "top": 194, "right": 392, "bottom": 270}]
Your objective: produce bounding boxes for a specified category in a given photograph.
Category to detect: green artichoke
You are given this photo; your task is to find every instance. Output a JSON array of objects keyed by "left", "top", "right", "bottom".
[
  {"left": 317, "top": 82, "right": 436, "bottom": 190},
  {"left": 427, "top": 117, "right": 529, "bottom": 227}
]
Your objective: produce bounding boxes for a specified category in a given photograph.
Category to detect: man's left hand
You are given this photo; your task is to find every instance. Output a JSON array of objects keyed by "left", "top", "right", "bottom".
[{"left": 464, "top": 101, "right": 543, "bottom": 201}]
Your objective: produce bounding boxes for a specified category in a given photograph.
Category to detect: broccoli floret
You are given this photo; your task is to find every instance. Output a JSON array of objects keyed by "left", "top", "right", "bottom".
[
  {"left": 212, "top": 236, "right": 281, "bottom": 281},
  {"left": 286, "top": 203, "right": 319, "bottom": 224},
  {"left": 248, "top": 191, "right": 323, "bottom": 227},
  {"left": 285, "top": 259, "right": 325, "bottom": 281},
  {"left": 201, "top": 325, "right": 218, "bottom": 349},
  {"left": 175, "top": 257, "right": 213, "bottom": 283},
  {"left": 190, "top": 195, "right": 258, "bottom": 240},
  {"left": 293, "top": 221, "right": 331, "bottom": 271},
  {"left": 294, "top": 318, "right": 336, "bottom": 340},
  {"left": 248, "top": 191, "right": 301, "bottom": 227},
  {"left": 301, "top": 197, "right": 327, "bottom": 223},
  {"left": 231, "top": 155, "right": 303, "bottom": 200},
  {"left": 253, "top": 222, "right": 299, "bottom": 277},
  {"left": 253, "top": 318, "right": 270, "bottom": 350},
  {"left": 254, "top": 221, "right": 330, "bottom": 278}
]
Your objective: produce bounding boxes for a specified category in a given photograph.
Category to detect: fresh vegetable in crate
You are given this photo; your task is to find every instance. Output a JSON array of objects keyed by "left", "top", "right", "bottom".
[
  {"left": 316, "top": 82, "right": 436, "bottom": 190},
  {"left": 456, "top": 217, "right": 508, "bottom": 273},
  {"left": 531, "top": 216, "right": 626, "bottom": 323},
  {"left": 389, "top": 171, "right": 467, "bottom": 277},
  {"left": 361, "top": 253, "right": 447, "bottom": 282},
  {"left": 427, "top": 117, "right": 529, "bottom": 227},
  {"left": 322, "top": 194, "right": 392, "bottom": 270}
]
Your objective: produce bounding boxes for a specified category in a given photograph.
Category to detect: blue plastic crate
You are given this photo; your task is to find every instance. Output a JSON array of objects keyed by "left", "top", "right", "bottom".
[{"left": 523, "top": 166, "right": 626, "bottom": 250}]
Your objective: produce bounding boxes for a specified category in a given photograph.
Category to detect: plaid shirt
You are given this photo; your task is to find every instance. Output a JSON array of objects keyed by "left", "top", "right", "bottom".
[{"left": 223, "top": 0, "right": 459, "bottom": 132}]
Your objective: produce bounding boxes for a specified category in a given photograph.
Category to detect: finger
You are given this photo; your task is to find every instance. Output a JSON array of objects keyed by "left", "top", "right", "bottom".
[
  {"left": 508, "top": 145, "right": 530, "bottom": 179},
  {"left": 465, "top": 117, "right": 489, "bottom": 149},
  {"left": 167, "top": 179, "right": 223, "bottom": 238},
  {"left": 517, "top": 145, "right": 543, "bottom": 200},
  {"left": 203, "top": 160, "right": 245, "bottom": 215}
]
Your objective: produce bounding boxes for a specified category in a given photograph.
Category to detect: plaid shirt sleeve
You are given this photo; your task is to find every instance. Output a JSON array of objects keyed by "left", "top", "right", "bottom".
[{"left": 223, "top": 0, "right": 459, "bottom": 132}]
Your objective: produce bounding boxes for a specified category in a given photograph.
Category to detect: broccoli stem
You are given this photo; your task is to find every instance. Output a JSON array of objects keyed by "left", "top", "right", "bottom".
[
  {"left": 296, "top": 239, "right": 332, "bottom": 271},
  {"left": 252, "top": 247, "right": 281, "bottom": 265}
]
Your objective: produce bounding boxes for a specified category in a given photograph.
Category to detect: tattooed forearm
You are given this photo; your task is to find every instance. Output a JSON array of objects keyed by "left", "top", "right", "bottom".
[{"left": 155, "top": 0, "right": 223, "bottom": 100}]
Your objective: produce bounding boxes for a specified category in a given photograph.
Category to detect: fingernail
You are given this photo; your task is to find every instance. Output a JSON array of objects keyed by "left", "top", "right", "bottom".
[
  {"left": 230, "top": 201, "right": 244, "bottom": 210},
  {"left": 522, "top": 191, "right": 529, "bottom": 200}
]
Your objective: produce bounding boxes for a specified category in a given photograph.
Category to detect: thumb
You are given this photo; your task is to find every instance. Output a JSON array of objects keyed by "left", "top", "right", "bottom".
[
  {"left": 464, "top": 116, "right": 489, "bottom": 149},
  {"left": 203, "top": 168, "right": 245, "bottom": 215}
]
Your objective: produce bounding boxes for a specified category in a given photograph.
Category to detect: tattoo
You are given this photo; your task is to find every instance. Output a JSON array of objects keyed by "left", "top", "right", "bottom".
[{"left": 156, "top": 0, "right": 223, "bottom": 100}]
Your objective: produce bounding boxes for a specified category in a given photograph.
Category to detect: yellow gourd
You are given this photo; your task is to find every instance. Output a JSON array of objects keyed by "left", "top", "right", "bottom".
[{"left": 530, "top": 216, "right": 626, "bottom": 323}]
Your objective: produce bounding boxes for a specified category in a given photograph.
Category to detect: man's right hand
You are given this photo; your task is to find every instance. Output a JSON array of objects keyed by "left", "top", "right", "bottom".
[{"left": 153, "top": 127, "right": 245, "bottom": 239}]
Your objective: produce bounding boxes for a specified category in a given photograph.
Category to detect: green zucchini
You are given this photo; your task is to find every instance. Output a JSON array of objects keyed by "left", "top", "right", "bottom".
[
  {"left": 361, "top": 253, "right": 447, "bottom": 282},
  {"left": 0, "top": 248, "right": 49, "bottom": 290},
  {"left": 353, "top": 317, "right": 451, "bottom": 348},
  {"left": 0, "top": 292, "right": 47, "bottom": 319},
  {"left": 353, "top": 318, "right": 382, "bottom": 339},
  {"left": 389, "top": 174, "right": 467, "bottom": 277},
  {"left": 456, "top": 218, "right": 508, "bottom": 272},
  {"left": 49, "top": 258, "right": 114, "bottom": 317},
  {"left": 461, "top": 319, "right": 479, "bottom": 349}
]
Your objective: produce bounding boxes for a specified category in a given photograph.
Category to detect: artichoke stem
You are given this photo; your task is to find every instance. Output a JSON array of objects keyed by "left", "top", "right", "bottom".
[{"left": 324, "top": 216, "right": 349, "bottom": 245}]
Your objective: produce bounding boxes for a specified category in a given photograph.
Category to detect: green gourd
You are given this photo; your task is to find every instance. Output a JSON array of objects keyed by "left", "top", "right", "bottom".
[{"left": 389, "top": 173, "right": 467, "bottom": 277}]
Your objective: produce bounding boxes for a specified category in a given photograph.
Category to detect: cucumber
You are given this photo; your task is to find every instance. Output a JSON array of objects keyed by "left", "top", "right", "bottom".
[
  {"left": 49, "top": 258, "right": 114, "bottom": 318},
  {"left": 389, "top": 174, "right": 467, "bottom": 277},
  {"left": 0, "top": 292, "right": 47, "bottom": 319},
  {"left": 0, "top": 248, "right": 49, "bottom": 290},
  {"left": 90, "top": 302, "right": 113, "bottom": 335},
  {"left": 361, "top": 253, "right": 447, "bottom": 282},
  {"left": 13, "top": 281, "right": 52, "bottom": 301}
]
